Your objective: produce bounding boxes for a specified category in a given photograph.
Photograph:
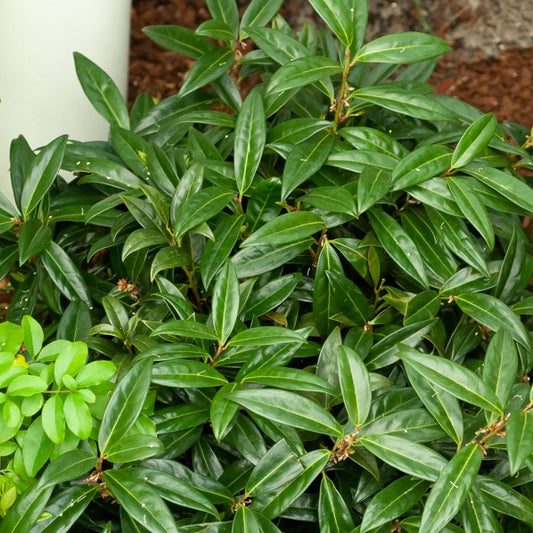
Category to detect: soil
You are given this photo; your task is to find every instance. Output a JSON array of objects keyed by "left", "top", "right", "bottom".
[{"left": 129, "top": 0, "right": 533, "bottom": 128}]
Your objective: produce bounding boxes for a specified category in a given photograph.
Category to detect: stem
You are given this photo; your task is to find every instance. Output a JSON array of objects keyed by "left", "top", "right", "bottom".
[{"left": 334, "top": 48, "right": 352, "bottom": 127}]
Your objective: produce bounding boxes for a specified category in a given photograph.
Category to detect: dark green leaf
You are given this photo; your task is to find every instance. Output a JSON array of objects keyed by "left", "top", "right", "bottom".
[
  {"left": 206, "top": 0, "right": 239, "bottom": 34},
  {"left": 143, "top": 25, "right": 213, "bottom": 58},
  {"left": 74, "top": 52, "right": 129, "bottom": 128},
  {"left": 18, "top": 219, "right": 52, "bottom": 265},
  {"left": 98, "top": 359, "right": 152, "bottom": 453},
  {"left": 357, "top": 167, "right": 392, "bottom": 215},
  {"left": 451, "top": 113, "right": 498, "bottom": 169},
  {"left": 356, "top": 32, "right": 451, "bottom": 63},
  {"left": 152, "top": 361, "right": 228, "bottom": 388},
  {"left": 106, "top": 435, "right": 164, "bottom": 463},
  {"left": 361, "top": 476, "right": 429, "bottom": 532},
  {"left": 456, "top": 292, "right": 530, "bottom": 349},
  {"left": 234, "top": 88, "right": 266, "bottom": 197},
  {"left": 420, "top": 444, "right": 483, "bottom": 533},
  {"left": 399, "top": 346, "right": 503, "bottom": 414},
  {"left": 404, "top": 290, "right": 440, "bottom": 326},
  {"left": 326, "top": 271, "right": 373, "bottom": 326},
  {"left": 309, "top": 0, "right": 353, "bottom": 47},
  {"left": 212, "top": 260, "right": 240, "bottom": 345},
  {"left": 21, "top": 135, "right": 68, "bottom": 217},
  {"left": 318, "top": 475, "right": 355, "bottom": 533},
  {"left": 102, "top": 469, "right": 178, "bottom": 533},
  {"left": 368, "top": 208, "right": 429, "bottom": 288},
  {"left": 0, "top": 485, "right": 54, "bottom": 533},
  {"left": 151, "top": 320, "right": 218, "bottom": 341},
  {"left": 227, "top": 389, "right": 343, "bottom": 437},
  {"left": 211, "top": 383, "right": 242, "bottom": 441},
  {"left": 179, "top": 46, "right": 235, "bottom": 97},
  {"left": 240, "top": 0, "right": 283, "bottom": 37},
  {"left": 227, "top": 327, "right": 305, "bottom": 347},
  {"left": 506, "top": 410, "right": 533, "bottom": 476},
  {"left": 38, "top": 449, "right": 97, "bottom": 489}
]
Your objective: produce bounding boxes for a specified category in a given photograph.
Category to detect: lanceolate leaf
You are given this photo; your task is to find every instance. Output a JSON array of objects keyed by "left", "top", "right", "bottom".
[
  {"left": 308, "top": 0, "right": 353, "bottom": 47},
  {"left": 150, "top": 320, "right": 218, "bottom": 341},
  {"left": 355, "top": 32, "right": 451, "bottom": 64},
  {"left": 143, "top": 25, "right": 213, "bottom": 58},
  {"left": 506, "top": 410, "right": 533, "bottom": 475},
  {"left": 227, "top": 326, "right": 304, "bottom": 347},
  {"left": 451, "top": 113, "right": 497, "bottom": 168},
  {"left": 179, "top": 46, "right": 235, "bottom": 97},
  {"left": 21, "top": 135, "right": 68, "bottom": 217},
  {"left": 98, "top": 359, "right": 152, "bottom": 454},
  {"left": 102, "top": 469, "right": 178, "bottom": 533},
  {"left": 73, "top": 53, "right": 129, "bottom": 129},
  {"left": 266, "top": 56, "right": 342, "bottom": 94},
  {"left": 337, "top": 346, "right": 372, "bottom": 426},
  {"left": 399, "top": 346, "right": 503, "bottom": 415},
  {"left": 318, "top": 475, "right": 355, "bottom": 533},
  {"left": 368, "top": 208, "right": 429, "bottom": 288},
  {"left": 243, "top": 211, "right": 324, "bottom": 247},
  {"left": 227, "top": 389, "right": 343, "bottom": 437},
  {"left": 152, "top": 360, "right": 228, "bottom": 388},
  {"left": 240, "top": 0, "right": 284, "bottom": 38},
  {"left": 420, "top": 443, "right": 483, "bottom": 533},
  {"left": 361, "top": 476, "right": 429, "bottom": 533},
  {"left": 456, "top": 292, "right": 530, "bottom": 349},
  {"left": 212, "top": 260, "right": 240, "bottom": 345},
  {"left": 360, "top": 434, "right": 446, "bottom": 481},
  {"left": 234, "top": 88, "right": 266, "bottom": 197},
  {"left": 357, "top": 167, "right": 392, "bottom": 215}
]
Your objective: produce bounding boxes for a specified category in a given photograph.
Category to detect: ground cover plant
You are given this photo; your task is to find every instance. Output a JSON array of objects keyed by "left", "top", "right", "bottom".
[{"left": 0, "top": 0, "right": 532, "bottom": 531}]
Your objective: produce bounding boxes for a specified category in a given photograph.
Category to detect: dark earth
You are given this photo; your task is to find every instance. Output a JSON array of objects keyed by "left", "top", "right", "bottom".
[{"left": 129, "top": 0, "right": 533, "bottom": 128}]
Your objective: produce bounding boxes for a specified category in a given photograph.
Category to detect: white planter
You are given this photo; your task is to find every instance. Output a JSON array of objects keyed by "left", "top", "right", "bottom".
[{"left": 0, "top": 0, "right": 132, "bottom": 201}]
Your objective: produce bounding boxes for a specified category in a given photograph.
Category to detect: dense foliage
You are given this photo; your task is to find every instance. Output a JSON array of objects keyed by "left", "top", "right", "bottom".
[{"left": 0, "top": 0, "right": 532, "bottom": 531}]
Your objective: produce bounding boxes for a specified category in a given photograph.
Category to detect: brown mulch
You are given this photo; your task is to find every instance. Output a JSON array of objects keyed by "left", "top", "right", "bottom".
[{"left": 129, "top": 0, "right": 533, "bottom": 129}]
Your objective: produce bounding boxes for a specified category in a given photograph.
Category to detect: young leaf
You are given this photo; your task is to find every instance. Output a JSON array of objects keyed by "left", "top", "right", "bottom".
[
  {"left": 98, "top": 359, "right": 152, "bottom": 454},
  {"left": 20, "top": 135, "right": 68, "bottom": 217},
  {"left": 318, "top": 475, "right": 355, "bottom": 533},
  {"left": 242, "top": 211, "right": 324, "bottom": 247},
  {"left": 506, "top": 410, "right": 533, "bottom": 475},
  {"left": 456, "top": 292, "right": 530, "bottom": 349},
  {"left": 212, "top": 260, "right": 240, "bottom": 345},
  {"left": 451, "top": 113, "right": 497, "bottom": 169},
  {"left": 73, "top": 53, "right": 129, "bottom": 129},
  {"left": 356, "top": 32, "right": 451, "bottom": 63},
  {"left": 42, "top": 395, "right": 66, "bottom": 444},
  {"left": 179, "top": 46, "right": 235, "bottom": 97},
  {"left": 234, "top": 87, "right": 266, "bottom": 197},
  {"left": 337, "top": 346, "right": 372, "bottom": 426},
  {"left": 420, "top": 443, "right": 483, "bottom": 533},
  {"left": 63, "top": 393, "right": 92, "bottom": 440},
  {"left": 368, "top": 208, "right": 429, "bottom": 288},
  {"left": 360, "top": 476, "right": 429, "bottom": 533},
  {"left": 227, "top": 389, "right": 343, "bottom": 437},
  {"left": 102, "top": 469, "right": 178, "bottom": 533},
  {"left": 399, "top": 346, "right": 503, "bottom": 414}
]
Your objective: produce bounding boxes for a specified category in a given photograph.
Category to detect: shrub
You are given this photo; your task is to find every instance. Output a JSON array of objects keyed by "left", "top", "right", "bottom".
[{"left": 0, "top": 0, "right": 532, "bottom": 531}]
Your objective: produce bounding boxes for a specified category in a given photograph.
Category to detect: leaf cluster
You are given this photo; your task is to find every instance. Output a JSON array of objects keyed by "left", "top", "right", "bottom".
[{"left": 0, "top": 0, "right": 532, "bottom": 531}]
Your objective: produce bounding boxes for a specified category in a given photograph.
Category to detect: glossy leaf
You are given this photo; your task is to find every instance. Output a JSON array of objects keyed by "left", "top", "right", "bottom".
[
  {"left": 267, "top": 56, "right": 342, "bottom": 94},
  {"left": 357, "top": 167, "right": 392, "bottom": 215},
  {"left": 212, "top": 260, "right": 240, "bottom": 345},
  {"left": 240, "top": 0, "right": 284, "bottom": 38},
  {"left": 151, "top": 320, "right": 218, "bottom": 341},
  {"left": 360, "top": 434, "right": 446, "bottom": 481},
  {"left": 18, "top": 219, "right": 52, "bottom": 265},
  {"left": 456, "top": 292, "right": 530, "bottom": 349},
  {"left": 102, "top": 469, "right": 178, "bottom": 533},
  {"left": 447, "top": 176, "right": 494, "bottom": 251},
  {"left": 368, "top": 208, "right": 429, "bottom": 288},
  {"left": 98, "top": 359, "right": 152, "bottom": 454},
  {"left": 227, "top": 388, "right": 343, "bottom": 437},
  {"left": 179, "top": 46, "right": 235, "bottom": 97},
  {"left": 74, "top": 52, "right": 129, "bottom": 129},
  {"left": 21, "top": 135, "right": 68, "bottom": 217},
  {"left": 326, "top": 271, "right": 373, "bottom": 326},
  {"left": 42, "top": 395, "right": 66, "bottom": 444},
  {"left": 0, "top": 485, "right": 54, "bottom": 533},
  {"left": 361, "top": 476, "right": 429, "bottom": 532},
  {"left": 318, "top": 475, "right": 355, "bottom": 533},
  {"left": 337, "top": 346, "right": 371, "bottom": 426},
  {"left": 152, "top": 360, "right": 228, "bottom": 388},
  {"left": 227, "top": 326, "right": 305, "bottom": 347},
  {"left": 506, "top": 410, "right": 533, "bottom": 475},
  {"left": 356, "top": 32, "right": 451, "bottom": 63},
  {"left": 106, "top": 435, "right": 163, "bottom": 463},
  {"left": 234, "top": 88, "right": 266, "bottom": 196},
  {"left": 242, "top": 211, "right": 324, "bottom": 247},
  {"left": 38, "top": 449, "right": 96, "bottom": 489},
  {"left": 143, "top": 25, "right": 212, "bottom": 58},
  {"left": 211, "top": 382, "right": 242, "bottom": 441},
  {"left": 420, "top": 443, "right": 483, "bottom": 533},
  {"left": 308, "top": 0, "right": 353, "bottom": 47},
  {"left": 451, "top": 113, "right": 497, "bottom": 168},
  {"left": 63, "top": 393, "right": 92, "bottom": 440}
]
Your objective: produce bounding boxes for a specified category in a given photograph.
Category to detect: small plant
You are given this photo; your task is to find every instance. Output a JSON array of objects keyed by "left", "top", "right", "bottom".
[{"left": 0, "top": 0, "right": 532, "bottom": 531}]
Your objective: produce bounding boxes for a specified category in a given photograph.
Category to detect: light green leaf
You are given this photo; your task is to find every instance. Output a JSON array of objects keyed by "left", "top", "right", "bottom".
[
  {"left": 63, "top": 393, "right": 92, "bottom": 440},
  {"left": 227, "top": 389, "right": 343, "bottom": 437},
  {"left": 22, "top": 318, "right": 44, "bottom": 357},
  {"left": 42, "top": 396, "right": 66, "bottom": 444}
]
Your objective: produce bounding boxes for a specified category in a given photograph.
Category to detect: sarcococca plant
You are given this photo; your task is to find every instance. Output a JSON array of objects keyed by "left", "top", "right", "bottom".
[{"left": 0, "top": 0, "right": 532, "bottom": 531}]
